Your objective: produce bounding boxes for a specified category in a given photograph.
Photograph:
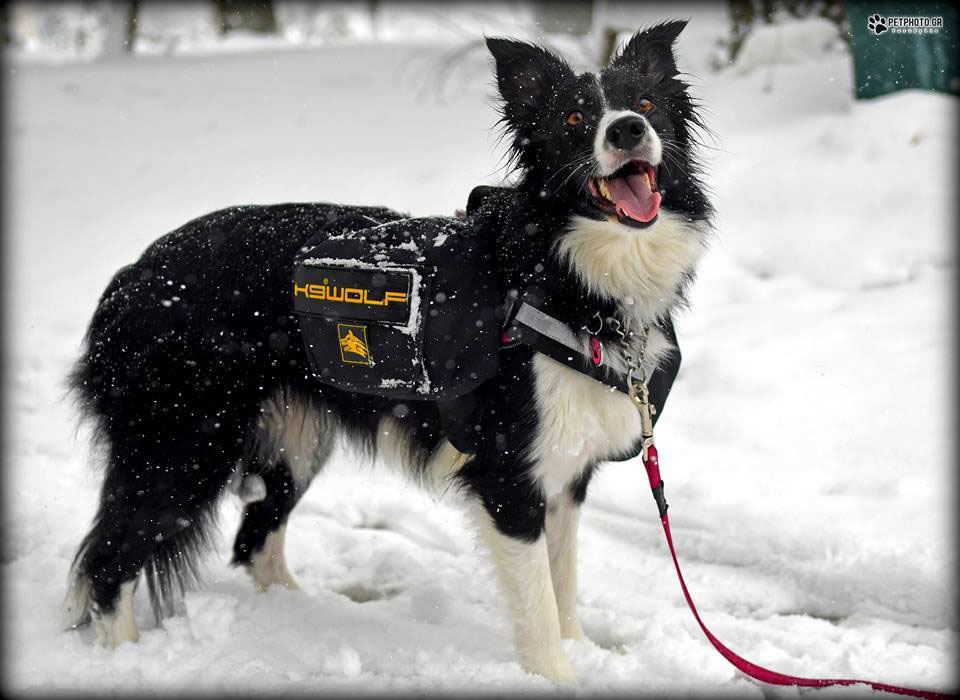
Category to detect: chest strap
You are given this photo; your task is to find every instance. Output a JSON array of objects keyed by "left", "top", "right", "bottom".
[
  {"left": 503, "top": 301, "right": 682, "bottom": 433},
  {"left": 502, "top": 301, "right": 634, "bottom": 394}
]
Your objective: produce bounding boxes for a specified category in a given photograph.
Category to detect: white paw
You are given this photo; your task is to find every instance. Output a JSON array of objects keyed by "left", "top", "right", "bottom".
[
  {"left": 559, "top": 612, "right": 585, "bottom": 641},
  {"left": 96, "top": 614, "right": 140, "bottom": 648},
  {"left": 93, "top": 580, "right": 139, "bottom": 648},
  {"left": 553, "top": 658, "right": 579, "bottom": 686},
  {"left": 249, "top": 563, "right": 300, "bottom": 592},
  {"left": 521, "top": 649, "right": 579, "bottom": 686},
  {"left": 249, "top": 525, "right": 300, "bottom": 591}
]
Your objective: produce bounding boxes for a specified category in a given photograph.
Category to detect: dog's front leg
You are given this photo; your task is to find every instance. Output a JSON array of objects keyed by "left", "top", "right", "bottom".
[
  {"left": 546, "top": 493, "right": 585, "bottom": 640},
  {"left": 469, "top": 501, "right": 577, "bottom": 685}
]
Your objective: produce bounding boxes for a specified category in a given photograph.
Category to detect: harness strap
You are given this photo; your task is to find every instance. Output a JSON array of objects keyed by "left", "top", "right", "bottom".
[
  {"left": 504, "top": 301, "right": 633, "bottom": 394},
  {"left": 514, "top": 303, "right": 583, "bottom": 356},
  {"left": 640, "top": 445, "right": 950, "bottom": 699}
]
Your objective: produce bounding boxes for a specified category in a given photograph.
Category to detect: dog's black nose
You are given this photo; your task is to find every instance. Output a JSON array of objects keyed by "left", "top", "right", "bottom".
[{"left": 605, "top": 116, "right": 646, "bottom": 151}]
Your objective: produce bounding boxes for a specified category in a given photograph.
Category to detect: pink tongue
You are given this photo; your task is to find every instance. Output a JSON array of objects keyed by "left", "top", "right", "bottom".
[{"left": 606, "top": 172, "right": 661, "bottom": 223}]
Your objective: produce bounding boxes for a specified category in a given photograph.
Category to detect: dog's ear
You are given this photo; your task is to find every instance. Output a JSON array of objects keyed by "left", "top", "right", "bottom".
[
  {"left": 610, "top": 20, "right": 686, "bottom": 77},
  {"left": 486, "top": 37, "right": 574, "bottom": 121}
]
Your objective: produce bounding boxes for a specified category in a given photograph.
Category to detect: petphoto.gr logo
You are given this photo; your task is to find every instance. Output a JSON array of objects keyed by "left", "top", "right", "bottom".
[{"left": 867, "top": 13, "right": 944, "bottom": 35}]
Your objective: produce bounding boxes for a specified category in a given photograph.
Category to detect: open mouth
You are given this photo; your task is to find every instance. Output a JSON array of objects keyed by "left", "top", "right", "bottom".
[{"left": 588, "top": 160, "right": 661, "bottom": 228}]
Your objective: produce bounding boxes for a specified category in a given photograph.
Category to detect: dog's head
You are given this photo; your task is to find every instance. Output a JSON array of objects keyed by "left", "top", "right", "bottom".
[{"left": 487, "top": 21, "right": 710, "bottom": 228}]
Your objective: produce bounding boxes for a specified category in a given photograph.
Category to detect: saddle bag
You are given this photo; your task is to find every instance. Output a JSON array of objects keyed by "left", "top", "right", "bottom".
[{"left": 292, "top": 214, "right": 502, "bottom": 401}]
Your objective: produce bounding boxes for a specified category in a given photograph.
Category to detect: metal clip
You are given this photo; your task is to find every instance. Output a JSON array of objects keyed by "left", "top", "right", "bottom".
[
  {"left": 628, "top": 377, "right": 656, "bottom": 460},
  {"left": 606, "top": 316, "right": 626, "bottom": 340},
  {"left": 582, "top": 311, "right": 603, "bottom": 336}
]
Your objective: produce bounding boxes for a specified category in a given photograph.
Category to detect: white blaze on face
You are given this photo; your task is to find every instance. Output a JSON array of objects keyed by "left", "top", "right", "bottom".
[{"left": 592, "top": 109, "right": 662, "bottom": 176}]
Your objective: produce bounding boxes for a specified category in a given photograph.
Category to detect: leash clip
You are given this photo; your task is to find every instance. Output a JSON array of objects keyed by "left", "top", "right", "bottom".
[{"left": 628, "top": 377, "right": 656, "bottom": 460}]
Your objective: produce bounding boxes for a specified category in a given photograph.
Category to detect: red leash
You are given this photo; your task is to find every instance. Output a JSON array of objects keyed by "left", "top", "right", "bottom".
[{"left": 639, "top": 441, "right": 951, "bottom": 699}]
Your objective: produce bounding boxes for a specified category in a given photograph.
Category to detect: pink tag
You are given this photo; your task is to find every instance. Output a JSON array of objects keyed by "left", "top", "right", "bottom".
[{"left": 590, "top": 336, "right": 603, "bottom": 365}]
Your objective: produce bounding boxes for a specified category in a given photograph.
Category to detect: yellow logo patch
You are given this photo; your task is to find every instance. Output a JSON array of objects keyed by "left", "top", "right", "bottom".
[
  {"left": 337, "top": 323, "right": 372, "bottom": 365},
  {"left": 293, "top": 281, "right": 408, "bottom": 308}
]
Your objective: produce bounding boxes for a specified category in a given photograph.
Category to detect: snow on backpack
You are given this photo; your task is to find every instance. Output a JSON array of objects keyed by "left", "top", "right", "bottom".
[{"left": 292, "top": 212, "right": 502, "bottom": 401}]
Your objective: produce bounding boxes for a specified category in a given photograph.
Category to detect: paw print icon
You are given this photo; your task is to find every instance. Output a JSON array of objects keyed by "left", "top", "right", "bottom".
[{"left": 867, "top": 14, "right": 888, "bottom": 35}]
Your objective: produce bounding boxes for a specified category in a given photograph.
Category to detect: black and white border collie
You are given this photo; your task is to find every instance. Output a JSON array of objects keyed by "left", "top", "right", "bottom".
[{"left": 63, "top": 21, "right": 712, "bottom": 684}]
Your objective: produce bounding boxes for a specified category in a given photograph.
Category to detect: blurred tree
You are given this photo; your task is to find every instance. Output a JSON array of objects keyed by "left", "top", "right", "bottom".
[
  {"left": 5, "top": 1, "right": 140, "bottom": 58},
  {"left": 215, "top": 0, "right": 276, "bottom": 34},
  {"left": 125, "top": 0, "right": 139, "bottom": 51},
  {"left": 369, "top": 0, "right": 380, "bottom": 38},
  {"left": 97, "top": 0, "right": 139, "bottom": 56}
]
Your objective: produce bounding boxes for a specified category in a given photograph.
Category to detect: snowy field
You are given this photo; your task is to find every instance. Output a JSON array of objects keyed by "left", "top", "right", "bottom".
[{"left": 2, "top": 17, "right": 956, "bottom": 696}]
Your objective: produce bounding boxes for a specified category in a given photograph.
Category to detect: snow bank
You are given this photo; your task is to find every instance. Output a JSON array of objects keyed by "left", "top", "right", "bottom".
[
  {"left": 735, "top": 17, "right": 846, "bottom": 74},
  {"left": 702, "top": 37, "right": 956, "bottom": 291}
]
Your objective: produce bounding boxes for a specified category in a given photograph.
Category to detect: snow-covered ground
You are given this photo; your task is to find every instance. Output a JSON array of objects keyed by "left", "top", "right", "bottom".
[{"left": 2, "top": 18, "right": 956, "bottom": 696}]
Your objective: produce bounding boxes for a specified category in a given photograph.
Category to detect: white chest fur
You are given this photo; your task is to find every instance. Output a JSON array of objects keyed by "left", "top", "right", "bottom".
[
  {"left": 555, "top": 210, "right": 706, "bottom": 320},
  {"left": 530, "top": 211, "right": 707, "bottom": 497},
  {"left": 530, "top": 353, "right": 641, "bottom": 497}
]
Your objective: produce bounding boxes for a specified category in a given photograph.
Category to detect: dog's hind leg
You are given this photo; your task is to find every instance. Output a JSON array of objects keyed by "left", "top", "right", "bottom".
[
  {"left": 231, "top": 457, "right": 309, "bottom": 591},
  {"left": 97, "top": 580, "right": 139, "bottom": 646},
  {"left": 231, "top": 388, "right": 334, "bottom": 591},
  {"left": 65, "top": 429, "right": 241, "bottom": 645}
]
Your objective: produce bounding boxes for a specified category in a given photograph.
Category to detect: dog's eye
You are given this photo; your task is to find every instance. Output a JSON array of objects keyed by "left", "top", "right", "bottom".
[
  {"left": 566, "top": 111, "right": 584, "bottom": 126},
  {"left": 636, "top": 98, "right": 654, "bottom": 114}
]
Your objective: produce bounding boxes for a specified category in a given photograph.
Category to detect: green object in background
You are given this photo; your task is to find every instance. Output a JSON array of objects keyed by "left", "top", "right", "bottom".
[{"left": 847, "top": 0, "right": 959, "bottom": 98}]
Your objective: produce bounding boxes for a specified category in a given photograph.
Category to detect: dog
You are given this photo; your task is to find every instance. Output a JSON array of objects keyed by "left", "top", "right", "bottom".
[{"left": 62, "top": 21, "right": 712, "bottom": 684}]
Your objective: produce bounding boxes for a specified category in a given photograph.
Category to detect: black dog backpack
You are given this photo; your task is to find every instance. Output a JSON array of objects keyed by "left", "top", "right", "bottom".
[
  {"left": 291, "top": 187, "right": 682, "bottom": 457},
  {"left": 292, "top": 213, "right": 502, "bottom": 401}
]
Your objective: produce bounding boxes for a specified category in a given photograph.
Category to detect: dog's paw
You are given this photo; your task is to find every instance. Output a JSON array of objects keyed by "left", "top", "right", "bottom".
[
  {"left": 92, "top": 580, "right": 139, "bottom": 648},
  {"left": 248, "top": 525, "right": 300, "bottom": 592},
  {"left": 522, "top": 651, "right": 579, "bottom": 686},
  {"left": 559, "top": 616, "right": 585, "bottom": 641},
  {"left": 546, "top": 657, "right": 579, "bottom": 686},
  {"left": 867, "top": 14, "right": 887, "bottom": 35},
  {"left": 248, "top": 560, "right": 300, "bottom": 592},
  {"left": 93, "top": 609, "right": 139, "bottom": 648}
]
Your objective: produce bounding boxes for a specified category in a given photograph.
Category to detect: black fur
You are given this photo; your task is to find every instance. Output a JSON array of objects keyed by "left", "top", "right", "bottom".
[
  {"left": 231, "top": 455, "right": 301, "bottom": 566},
  {"left": 67, "top": 22, "right": 712, "bottom": 626}
]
